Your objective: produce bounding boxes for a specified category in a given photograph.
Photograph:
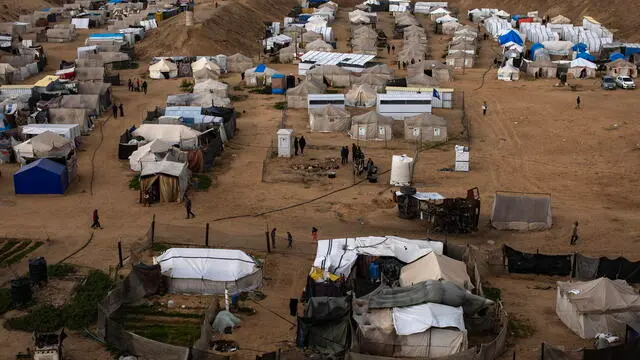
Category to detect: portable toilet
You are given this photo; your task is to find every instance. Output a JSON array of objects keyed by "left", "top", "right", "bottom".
[
  {"left": 277, "top": 128, "right": 295, "bottom": 157},
  {"left": 272, "top": 74, "right": 286, "bottom": 94}
]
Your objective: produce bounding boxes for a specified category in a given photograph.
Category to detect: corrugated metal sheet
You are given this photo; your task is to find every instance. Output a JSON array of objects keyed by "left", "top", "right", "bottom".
[{"left": 300, "top": 51, "right": 375, "bottom": 66}]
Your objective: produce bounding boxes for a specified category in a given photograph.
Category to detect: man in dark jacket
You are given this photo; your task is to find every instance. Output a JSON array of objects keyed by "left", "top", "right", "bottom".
[
  {"left": 298, "top": 136, "right": 306, "bottom": 155},
  {"left": 271, "top": 228, "right": 277, "bottom": 249},
  {"left": 184, "top": 195, "right": 195, "bottom": 219},
  {"left": 112, "top": 104, "right": 118, "bottom": 118},
  {"left": 119, "top": 103, "right": 124, "bottom": 117},
  {"left": 293, "top": 136, "right": 299, "bottom": 156}
]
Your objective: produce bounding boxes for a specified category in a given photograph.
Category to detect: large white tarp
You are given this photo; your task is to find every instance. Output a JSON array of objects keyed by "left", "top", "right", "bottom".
[
  {"left": 156, "top": 248, "right": 259, "bottom": 282},
  {"left": 132, "top": 124, "right": 201, "bottom": 146},
  {"left": 392, "top": 303, "right": 465, "bottom": 335},
  {"left": 313, "top": 236, "right": 444, "bottom": 276},
  {"left": 128, "top": 138, "right": 173, "bottom": 171}
]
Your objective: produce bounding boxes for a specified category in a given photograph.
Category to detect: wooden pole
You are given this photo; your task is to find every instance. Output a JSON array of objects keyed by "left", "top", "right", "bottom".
[
  {"left": 265, "top": 231, "right": 271, "bottom": 253},
  {"left": 151, "top": 214, "right": 156, "bottom": 244},
  {"left": 205, "top": 223, "right": 210, "bottom": 247},
  {"left": 117, "top": 241, "right": 123, "bottom": 268}
]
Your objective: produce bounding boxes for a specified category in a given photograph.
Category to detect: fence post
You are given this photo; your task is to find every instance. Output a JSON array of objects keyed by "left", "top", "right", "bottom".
[
  {"left": 205, "top": 223, "right": 210, "bottom": 248},
  {"left": 265, "top": 231, "right": 271, "bottom": 253},
  {"left": 151, "top": 214, "right": 156, "bottom": 244},
  {"left": 117, "top": 241, "right": 123, "bottom": 268},
  {"left": 540, "top": 342, "right": 544, "bottom": 360}
]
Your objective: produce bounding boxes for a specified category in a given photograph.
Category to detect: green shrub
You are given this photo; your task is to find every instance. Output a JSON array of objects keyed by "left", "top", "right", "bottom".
[
  {"left": 230, "top": 94, "right": 248, "bottom": 102},
  {"left": 249, "top": 86, "right": 272, "bottom": 94},
  {"left": 508, "top": 317, "right": 536, "bottom": 338},
  {"left": 6, "top": 304, "right": 64, "bottom": 332},
  {"left": 274, "top": 101, "right": 287, "bottom": 110},
  {"left": 129, "top": 175, "right": 141, "bottom": 190},
  {"left": 193, "top": 174, "right": 212, "bottom": 191},
  {"left": 63, "top": 270, "right": 113, "bottom": 330},
  {"left": 483, "top": 287, "right": 501, "bottom": 302},
  {"left": 179, "top": 79, "right": 194, "bottom": 93},
  {"left": 0, "top": 288, "right": 12, "bottom": 315},
  {"left": 151, "top": 243, "right": 169, "bottom": 252},
  {"left": 48, "top": 263, "right": 76, "bottom": 278}
]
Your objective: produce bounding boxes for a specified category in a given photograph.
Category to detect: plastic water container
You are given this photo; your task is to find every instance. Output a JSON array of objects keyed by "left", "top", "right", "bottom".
[
  {"left": 11, "top": 277, "right": 32, "bottom": 305},
  {"left": 29, "top": 257, "right": 48, "bottom": 285},
  {"left": 390, "top": 155, "right": 414, "bottom": 186}
]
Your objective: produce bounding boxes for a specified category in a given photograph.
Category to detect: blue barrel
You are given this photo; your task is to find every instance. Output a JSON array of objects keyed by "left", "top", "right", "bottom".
[{"left": 368, "top": 262, "right": 380, "bottom": 282}]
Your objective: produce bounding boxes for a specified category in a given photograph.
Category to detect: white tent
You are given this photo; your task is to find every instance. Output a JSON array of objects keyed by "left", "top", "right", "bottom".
[
  {"left": 155, "top": 248, "right": 263, "bottom": 295},
  {"left": 392, "top": 303, "right": 466, "bottom": 335},
  {"left": 313, "top": 236, "right": 444, "bottom": 277},
  {"left": 568, "top": 58, "right": 597, "bottom": 78},
  {"left": 128, "top": 138, "right": 173, "bottom": 171},
  {"left": 192, "top": 79, "right": 229, "bottom": 98},
  {"left": 556, "top": 278, "right": 640, "bottom": 339},
  {"left": 286, "top": 79, "right": 326, "bottom": 108},
  {"left": 497, "top": 64, "right": 520, "bottom": 81},
  {"left": 13, "top": 131, "right": 73, "bottom": 160},
  {"left": 399, "top": 252, "right": 473, "bottom": 290},
  {"left": 305, "top": 39, "right": 333, "bottom": 52},
  {"left": 191, "top": 58, "right": 221, "bottom": 77},
  {"left": 149, "top": 59, "right": 178, "bottom": 79},
  {"left": 131, "top": 124, "right": 201, "bottom": 149},
  {"left": 345, "top": 84, "right": 377, "bottom": 107},
  {"left": 22, "top": 124, "right": 81, "bottom": 140},
  {"left": 436, "top": 14, "right": 458, "bottom": 24},
  {"left": 244, "top": 64, "right": 278, "bottom": 86},
  {"left": 309, "top": 105, "right": 351, "bottom": 132},
  {"left": 350, "top": 111, "right": 393, "bottom": 141},
  {"left": 550, "top": 15, "right": 572, "bottom": 24}
]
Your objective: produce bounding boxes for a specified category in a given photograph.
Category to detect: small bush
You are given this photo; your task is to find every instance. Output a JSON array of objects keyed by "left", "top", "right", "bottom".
[
  {"left": 151, "top": 243, "right": 169, "bottom": 252},
  {"left": 129, "top": 175, "right": 141, "bottom": 190},
  {"left": 0, "top": 288, "right": 12, "bottom": 315},
  {"left": 274, "top": 101, "right": 287, "bottom": 110},
  {"left": 193, "top": 174, "right": 212, "bottom": 191},
  {"left": 179, "top": 79, "right": 194, "bottom": 93},
  {"left": 483, "top": 287, "right": 501, "bottom": 302},
  {"left": 230, "top": 94, "right": 248, "bottom": 102},
  {"left": 63, "top": 270, "right": 113, "bottom": 330},
  {"left": 7, "top": 304, "right": 64, "bottom": 332},
  {"left": 233, "top": 85, "right": 243, "bottom": 91},
  {"left": 249, "top": 86, "right": 272, "bottom": 94},
  {"left": 325, "top": 89, "right": 340, "bottom": 94},
  {"left": 508, "top": 317, "right": 536, "bottom": 338},
  {"left": 48, "top": 263, "right": 76, "bottom": 278}
]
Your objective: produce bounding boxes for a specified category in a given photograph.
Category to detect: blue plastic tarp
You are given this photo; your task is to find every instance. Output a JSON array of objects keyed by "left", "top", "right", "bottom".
[
  {"left": 609, "top": 52, "right": 625, "bottom": 61},
  {"left": 498, "top": 30, "right": 523, "bottom": 46},
  {"left": 14, "top": 159, "right": 68, "bottom": 195},
  {"left": 88, "top": 33, "right": 125, "bottom": 39},
  {"left": 255, "top": 63, "right": 266, "bottom": 73},
  {"left": 529, "top": 43, "right": 544, "bottom": 60},
  {"left": 576, "top": 52, "right": 596, "bottom": 61},
  {"left": 108, "top": 0, "right": 126, "bottom": 3},
  {"left": 625, "top": 47, "right": 640, "bottom": 57},
  {"left": 572, "top": 43, "right": 588, "bottom": 52}
]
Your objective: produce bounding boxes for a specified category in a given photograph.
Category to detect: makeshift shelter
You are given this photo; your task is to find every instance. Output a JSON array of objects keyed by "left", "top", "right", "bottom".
[
  {"left": 279, "top": 44, "right": 302, "bottom": 63},
  {"left": 60, "top": 94, "right": 101, "bottom": 114},
  {"left": 297, "top": 296, "right": 351, "bottom": 355},
  {"left": 306, "top": 65, "right": 352, "bottom": 87},
  {"left": 302, "top": 31, "right": 323, "bottom": 43},
  {"left": 149, "top": 59, "right": 178, "bottom": 79},
  {"left": 139, "top": 160, "right": 191, "bottom": 203},
  {"left": 399, "top": 252, "right": 473, "bottom": 290},
  {"left": 227, "top": 53, "right": 253, "bottom": 73},
  {"left": 305, "top": 39, "right": 333, "bottom": 52},
  {"left": 155, "top": 248, "right": 263, "bottom": 295},
  {"left": 132, "top": 124, "right": 201, "bottom": 149},
  {"left": 525, "top": 59, "right": 558, "bottom": 78},
  {"left": 75, "top": 67, "right": 104, "bottom": 82},
  {"left": 191, "top": 57, "right": 221, "bottom": 75},
  {"left": 0, "top": 63, "right": 17, "bottom": 84},
  {"left": 429, "top": 8, "right": 450, "bottom": 21},
  {"left": 497, "top": 63, "right": 520, "bottom": 81},
  {"left": 309, "top": 105, "right": 351, "bottom": 132},
  {"left": 192, "top": 67, "right": 220, "bottom": 82},
  {"left": 435, "top": 15, "right": 458, "bottom": 24},
  {"left": 407, "top": 73, "right": 440, "bottom": 87},
  {"left": 404, "top": 114, "right": 447, "bottom": 142},
  {"left": 244, "top": 64, "right": 278, "bottom": 87},
  {"left": 556, "top": 278, "right": 640, "bottom": 339},
  {"left": 550, "top": 15, "right": 572, "bottom": 24},
  {"left": 14, "top": 158, "right": 68, "bottom": 195},
  {"left": 351, "top": 72, "right": 389, "bottom": 92},
  {"left": 48, "top": 109, "right": 91, "bottom": 133},
  {"left": 491, "top": 191, "right": 552, "bottom": 231},
  {"left": 129, "top": 138, "right": 173, "bottom": 171},
  {"left": 77, "top": 82, "right": 112, "bottom": 109},
  {"left": 363, "top": 64, "right": 394, "bottom": 76},
  {"left": 22, "top": 124, "right": 81, "bottom": 140},
  {"left": 350, "top": 111, "right": 393, "bottom": 141},
  {"left": 345, "top": 84, "right": 377, "bottom": 107},
  {"left": 46, "top": 26, "right": 76, "bottom": 42},
  {"left": 13, "top": 131, "right": 74, "bottom": 160},
  {"left": 286, "top": 79, "right": 326, "bottom": 108},
  {"left": 192, "top": 79, "right": 229, "bottom": 98},
  {"left": 409, "top": 61, "right": 452, "bottom": 83},
  {"left": 498, "top": 29, "right": 524, "bottom": 46},
  {"left": 604, "top": 59, "right": 637, "bottom": 78},
  {"left": 568, "top": 58, "right": 597, "bottom": 79},
  {"left": 166, "top": 93, "right": 230, "bottom": 108},
  {"left": 442, "top": 21, "right": 462, "bottom": 35}
]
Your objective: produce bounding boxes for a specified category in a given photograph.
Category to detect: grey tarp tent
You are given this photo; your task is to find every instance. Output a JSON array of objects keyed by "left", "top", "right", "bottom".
[
  {"left": 490, "top": 191, "right": 552, "bottom": 231},
  {"left": 226, "top": 53, "right": 253, "bottom": 73},
  {"left": 286, "top": 79, "right": 326, "bottom": 108},
  {"left": 48, "top": 108, "right": 92, "bottom": 133},
  {"left": 297, "top": 296, "right": 351, "bottom": 355},
  {"left": 350, "top": 111, "right": 393, "bottom": 141},
  {"left": 309, "top": 105, "right": 351, "bottom": 132},
  {"left": 404, "top": 113, "right": 448, "bottom": 142},
  {"left": 306, "top": 65, "right": 352, "bottom": 87}
]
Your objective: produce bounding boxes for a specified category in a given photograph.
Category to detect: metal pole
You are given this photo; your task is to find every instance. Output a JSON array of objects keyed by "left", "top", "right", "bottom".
[
  {"left": 118, "top": 241, "right": 123, "bottom": 268},
  {"left": 265, "top": 231, "right": 271, "bottom": 253},
  {"left": 151, "top": 214, "right": 156, "bottom": 244},
  {"left": 205, "top": 223, "right": 210, "bottom": 247}
]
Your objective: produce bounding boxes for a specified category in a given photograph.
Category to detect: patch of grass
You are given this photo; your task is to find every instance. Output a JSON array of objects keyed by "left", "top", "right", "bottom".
[
  {"left": 230, "top": 94, "right": 248, "bottom": 102},
  {"left": 63, "top": 270, "right": 113, "bottom": 330},
  {"left": 193, "top": 174, "right": 212, "bottom": 191},
  {"left": 119, "top": 304, "right": 203, "bottom": 319},
  {"left": 483, "top": 287, "right": 501, "bottom": 302},
  {"left": 274, "top": 101, "right": 287, "bottom": 110},
  {"left": 508, "top": 317, "right": 536, "bottom": 339},
  {"left": 179, "top": 79, "right": 194, "bottom": 93},
  {"left": 325, "top": 89, "right": 340, "bottom": 94},
  {"left": 125, "top": 323, "right": 201, "bottom": 347},
  {"left": 248, "top": 86, "right": 272, "bottom": 94},
  {"left": 129, "top": 175, "right": 141, "bottom": 190},
  {"left": 6, "top": 304, "right": 64, "bottom": 332},
  {"left": 232, "top": 85, "right": 243, "bottom": 91},
  {"left": 151, "top": 243, "right": 169, "bottom": 252},
  {"left": 0, "top": 240, "right": 19, "bottom": 256},
  {"left": 0, "top": 288, "right": 12, "bottom": 315},
  {"left": 3, "top": 241, "right": 44, "bottom": 267},
  {"left": 48, "top": 263, "right": 76, "bottom": 278},
  {"left": 0, "top": 241, "right": 30, "bottom": 264}
]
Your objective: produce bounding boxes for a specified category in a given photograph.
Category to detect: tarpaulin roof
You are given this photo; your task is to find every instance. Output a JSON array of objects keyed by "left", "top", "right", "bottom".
[
  {"left": 570, "top": 58, "right": 597, "bottom": 69},
  {"left": 392, "top": 303, "right": 465, "bottom": 335},
  {"left": 155, "top": 248, "right": 259, "bottom": 281},
  {"left": 255, "top": 63, "right": 266, "bottom": 73},
  {"left": 498, "top": 29, "right": 523, "bottom": 45},
  {"left": 572, "top": 43, "right": 588, "bottom": 52},
  {"left": 313, "top": 236, "right": 444, "bottom": 277},
  {"left": 609, "top": 52, "right": 625, "bottom": 61},
  {"left": 557, "top": 278, "right": 640, "bottom": 313},
  {"left": 576, "top": 52, "right": 596, "bottom": 61},
  {"left": 399, "top": 252, "right": 473, "bottom": 290},
  {"left": 132, "top": 124, "right": 201, "bottom": 144}
]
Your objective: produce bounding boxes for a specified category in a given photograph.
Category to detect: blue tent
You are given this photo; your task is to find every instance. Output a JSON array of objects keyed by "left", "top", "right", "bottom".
[
  {"left": 255, "top": 63, "right": 266, "bottom": 73},
  {"left": 498, "top": 30, "right": 523, "bottom": 46},
  {"left": 609, "top": 52, "right": 625, "bottom": 61},
  {"left": 576, "top": 52, "right": 596, "bottom": 61},
  {"left": 572, "top": 43, "right": 588, "bottom": 52},
  {"left": 529, "top": 43, "right": 544, "bottom": 60},
  {"left": 14, "top": 159, "right": 68, "bottom": 195},
  {"left": 624, "top": 46, "right": 640, "bottom": 57}
]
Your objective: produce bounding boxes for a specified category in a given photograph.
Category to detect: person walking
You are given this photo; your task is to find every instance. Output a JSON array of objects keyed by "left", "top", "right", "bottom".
[
  {"left": 482, "top": 101, "right": 488, "bottom": 116},
  {"left": 119, "top": 103, "right": 124, "bottom": 117},
  {"left": 91, "top": 209, "right": 103, "bottom": 229},
  {"left": 112, "top": 104, "right": 118, "bottom": 118},
  {"left": 298, "top": 136, "right": 306, "bottom": 155},
  {"left": 271, "top": 228, "right": 277, "bottom": 249},
  {"left": 344, "top": 145, "right": 349, "bottom": 164},
  {"left": 387, "top": 44, "right": 390, "bottom": 55},
  {"left": 576, "top": 96, "right": 581, "bottom": 109},
  {"left": 184, "top": 195, "right": 196, "bottom": 219},
  {"left": 391, "top": 45, "right": 395, "bottom": 54},
  {"left": 340, "top": 146, "right": 347, "bottom": 164},
  {"left": 293, "top": 136, "right": 299, "bottom": 156},
  {"left": 241, "top": 72, "right": 245, "bottom": 81},
  {"left": 142, "top": 81, "right": 148, "bottom": 95},
  {"left": 136, "top": 78, "right": 141, "bottom": 91},
  {"left": 128, "top": 78, "right": 133, "bottom": 92},
  {"left": 311, "top": 227, "right": 318, "bottom": 242},
  {"left": 287, "top": 231, "right": 293, "bottom": 248},
  {"left": 570, "top": 221, "right": 579, "bottom": 245}
]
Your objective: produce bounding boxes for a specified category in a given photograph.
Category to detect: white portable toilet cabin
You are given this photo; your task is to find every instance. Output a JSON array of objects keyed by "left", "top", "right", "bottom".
[
  {"left": 277, "top": 128, "right": 295, "bottom": 157},
  {"left": 454, "top": 145, "right": 469, "bottom": 172},
  {"left": 390, "top": 155, "right": 414, "bottom": 186}
]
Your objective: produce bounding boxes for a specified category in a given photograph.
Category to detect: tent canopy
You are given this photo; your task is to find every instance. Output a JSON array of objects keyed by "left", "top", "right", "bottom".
[
  {"left": 13, "top": 158, "right": 68, "bottom": 195},
  {"left": 156, "top": 248, "right": 259, "bottom": 282},
  {"left": 498, "top": 29, "right": 523, "bottom": 45},
  {"left": 570, "top": 58, "right": 596, "bottom": 69},
  {"left": 345, "top": 84, "right": 377, "bottom": 107},
  {"left": 392, "top": 303, "right": 465, "bottom": 335},
  {"left": 399, "top": 252, "right": 473, "bottom": 290},
  {"left": 491, "top": 191, "right": 552, "bottom": 231},
  {"left": 129, "top": 138, "right": 173, "bottom": 171},
  {"left": 132, "top": 124, "right": 201, "bottom": 145},
  {"left": 576, "top": 52, "right": 596, "bottom": 61}
]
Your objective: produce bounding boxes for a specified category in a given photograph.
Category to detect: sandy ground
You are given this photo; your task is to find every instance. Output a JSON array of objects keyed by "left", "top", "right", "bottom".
[{"left": 0, "top": 2, "right": 640, "bottom": 360}]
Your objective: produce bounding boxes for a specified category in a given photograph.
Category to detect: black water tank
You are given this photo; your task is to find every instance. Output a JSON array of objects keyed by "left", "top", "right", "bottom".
[
  {"left": 29, "top": 257, "right": 48, "bottom": 285},
  {"left": 11, "top": 277, "right": 32, "bottom": 305},
  {"left": 286, "top": 75, "right": 296, "bottom": 89}
]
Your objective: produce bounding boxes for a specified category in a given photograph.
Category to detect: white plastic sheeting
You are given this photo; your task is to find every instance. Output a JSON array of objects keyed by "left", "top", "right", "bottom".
[
  {"left": 392, "top": 303, "right": 466, "bottom": 335},
  {"left": 128, "top": 138, "right": 172, "bottom": 171},
  {"left": 313, "top": 236, "right": 444, "bottom": 277},
  {"left": 131, "top": 124, "right": 201, "bottom": 149},
  {"left": 156, "top": 248, "right": 259, "bottom": 282}
]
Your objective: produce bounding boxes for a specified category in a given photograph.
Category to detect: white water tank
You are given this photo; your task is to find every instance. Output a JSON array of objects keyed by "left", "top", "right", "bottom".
[
  {"left": 390, "top": 155, "right": 414, "bottom": 186},
  {"left": 277, "top": 128, "right": 295, "bottom": 158}
]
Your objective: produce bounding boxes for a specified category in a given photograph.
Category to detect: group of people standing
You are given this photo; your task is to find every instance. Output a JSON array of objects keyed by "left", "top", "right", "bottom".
[
  {"left": 293, "top": 136, "right": 307, "bottom": 156},
  {"left": 268, "top": 227, "right": 320, "bottom": 249},
  {"left": 128, "top": 78, "right": 148, "bottom": 94},
  {"left": 112, "top": 103, "right": 124, "bottom": 118}
]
